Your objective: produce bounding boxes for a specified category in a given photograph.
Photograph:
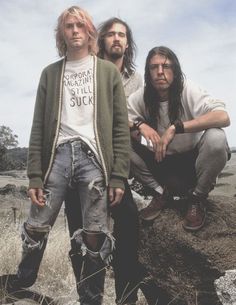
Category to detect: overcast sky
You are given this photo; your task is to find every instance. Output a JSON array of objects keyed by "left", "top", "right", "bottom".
[{"left": 0, "top": 0, "right": 235, "bottom": 147}]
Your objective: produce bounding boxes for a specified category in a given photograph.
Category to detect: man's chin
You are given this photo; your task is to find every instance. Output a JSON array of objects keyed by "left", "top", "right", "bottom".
[
  {"left": 109, "top": 51, "right": 124, "bottom": 60},
  {"left": 153, "top": 84, "right": 169, "bottom": 92}
]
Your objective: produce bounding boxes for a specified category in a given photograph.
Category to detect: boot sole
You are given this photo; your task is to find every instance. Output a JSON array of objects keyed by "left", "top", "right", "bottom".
[
  {"left": 182, "top": 214, "right": 206, "bottom": 232},
  {"left": 140, "top": 211, "right": 162, "bottom": 221}
]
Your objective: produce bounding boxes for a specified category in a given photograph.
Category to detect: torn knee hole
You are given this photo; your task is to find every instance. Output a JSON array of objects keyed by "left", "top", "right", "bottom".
[
  {"left": 83, "top": 231, "right": 105, "bottom": 252},
  {"left": 22, "top": 223, "right": 50, "bottom": 250},
  {"left": 71, "top": 229, "right": 115, "bottom": 265}
]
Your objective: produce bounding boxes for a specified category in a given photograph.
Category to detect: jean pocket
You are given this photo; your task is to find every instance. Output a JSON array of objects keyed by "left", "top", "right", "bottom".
[
  {"left": 87, "top": 149, "right": 102, "bottom": 171},
  {"left": 81, "top": 143, "right": 102, "bottom": 171}
]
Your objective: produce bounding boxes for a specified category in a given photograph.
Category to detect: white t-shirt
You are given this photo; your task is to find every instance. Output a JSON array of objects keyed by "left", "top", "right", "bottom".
[
  {"left": 57, "top": 55, "right": 98, "bottom": 155},
  {"left": 127, "top": 79, "right": 227, "bottom": 154}
]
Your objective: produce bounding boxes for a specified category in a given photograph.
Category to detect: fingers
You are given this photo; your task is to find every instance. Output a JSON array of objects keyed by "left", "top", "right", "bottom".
[
  {"left": 37, "top": 189, "right": 45, "bottom": 206},
  {"left": 154, "top": 127, "right": 175, "bottom": 162},
  {"left": 109, "top": 187, "right": 124, "bottom": 207},
  {"left": 28, "top": 188, "right": 45, "bottom": 206},
  {"left": 141, "top": 128, "right": 160, "bottom": 153},
  {"left": 140, "top": 125, "right": 160, "bottom": 142},
  {"left": 155, "top": 142, "right": 167, "bottom": 162}
]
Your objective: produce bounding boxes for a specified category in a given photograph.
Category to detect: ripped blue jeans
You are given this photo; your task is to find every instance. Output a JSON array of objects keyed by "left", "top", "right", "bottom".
[{"left": 18, "top": 139, "right": 113, "bottom": 305}]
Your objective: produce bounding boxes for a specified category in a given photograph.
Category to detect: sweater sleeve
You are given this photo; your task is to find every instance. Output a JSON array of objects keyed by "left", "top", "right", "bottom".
[
  {"left": 27, "top": 69, "right": 47, "bottom": 189},
  {"left": 182, "top": 80, "right": 227, "bottom": 118},
  {"left": 127, "top": 87, "right": 147, "bottom": 123},
  {"left": 109, "top": 69, "right": 131, "bottom": 190}
]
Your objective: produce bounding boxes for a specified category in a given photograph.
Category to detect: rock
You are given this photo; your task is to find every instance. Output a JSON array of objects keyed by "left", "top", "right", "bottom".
[
  {"left": 0, "top": 184, "right": 17, "bottom": 195},
  {"left": 138, "top": 195, "right": 236, "bottom": 305},
  {"left": 131, "top": 190, "right": 151, "bottom": 211},
  {"left": 215, "top": 270, "right": 236, "bottom": 305},
  {"left": 0, "top": 183, "right": 27, "bottom": 198}
]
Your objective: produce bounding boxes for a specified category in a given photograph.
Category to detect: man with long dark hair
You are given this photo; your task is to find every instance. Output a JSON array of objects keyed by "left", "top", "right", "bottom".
[
  {"left": 97, "top": 17, "right": 141, "bottom": 97},
  {"left": 128, "top": 46, "right": 230, "bottom": 231},
  {"left": 97, "top": 17, "right": 143, "bottom": 305},
  {"left": 65, "top": 18, "right": 167, "bottom": 305}
]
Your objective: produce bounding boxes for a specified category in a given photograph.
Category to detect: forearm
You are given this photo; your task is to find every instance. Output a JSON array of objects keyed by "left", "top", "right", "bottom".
[{"left": 181, "top": 110, "right": 230, "bottom": 133}]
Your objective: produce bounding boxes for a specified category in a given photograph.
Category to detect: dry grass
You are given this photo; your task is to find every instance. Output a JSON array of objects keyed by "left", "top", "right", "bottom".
[
  {"left": 0, "top": 197, "right": 147, "bottom": 304},
  {"left": 0, "top": 214, "right": 107, "bottom": 304}
]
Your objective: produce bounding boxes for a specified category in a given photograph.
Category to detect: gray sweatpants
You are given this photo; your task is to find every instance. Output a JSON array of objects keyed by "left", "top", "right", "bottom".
[{"left": 130, "top": 128, "right": 230, "bottom": 197}]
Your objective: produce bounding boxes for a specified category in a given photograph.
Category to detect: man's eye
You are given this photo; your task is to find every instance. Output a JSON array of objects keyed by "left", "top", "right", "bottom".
[
  {"left": 163, "top": 64, "right": 172, "bottom": 69},
  {"left": 149, "top": 65, "right": 156, "bottom": 70},
  {"left": 106, "top": 32, "right": 114, "bottom": 37},
  {"left": 77, "top": 22, "right": 84, "bottom": 28}
]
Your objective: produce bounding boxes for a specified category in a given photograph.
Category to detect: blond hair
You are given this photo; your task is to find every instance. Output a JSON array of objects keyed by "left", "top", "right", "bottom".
[{"left": 55, "top": 6, "right": 98, "bottom": 57}]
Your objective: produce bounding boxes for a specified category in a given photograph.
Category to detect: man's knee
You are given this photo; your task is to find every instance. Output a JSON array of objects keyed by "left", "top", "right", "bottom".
[
  {"left": 71, "top": 228, "right": 115, "bottom": 265},
  {"left": 83, "top": 231, "right": 105, "bottom": 252},
  {"left": 21, "top": 222, "right": 50, "bottom": 251},
  {"left": 200, "top": 128, "right": 228, "bottom": 156}
]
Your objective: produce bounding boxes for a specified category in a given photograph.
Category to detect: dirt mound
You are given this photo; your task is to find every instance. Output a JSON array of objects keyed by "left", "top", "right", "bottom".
[{"left": 138, "top": 195, "right": 236, "bottom": 305}]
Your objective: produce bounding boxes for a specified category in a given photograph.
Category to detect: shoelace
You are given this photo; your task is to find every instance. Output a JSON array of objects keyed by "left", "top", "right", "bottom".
[{"left": 190, "top": 204, "right": 197, "bottom": 217}]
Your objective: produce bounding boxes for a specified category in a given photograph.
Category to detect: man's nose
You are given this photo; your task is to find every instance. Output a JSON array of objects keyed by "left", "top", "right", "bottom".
[
  {"left": 72, "top": 24, "right": 79, "bottom": 32},
  {"left": 157, "top": 65, "right": 164, "bottom": 74},
  {"left": 114, "top": 33, "right": 120, "bottom": 40}
]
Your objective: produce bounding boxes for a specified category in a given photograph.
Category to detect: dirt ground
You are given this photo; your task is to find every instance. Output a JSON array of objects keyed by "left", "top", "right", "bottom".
[
  {"left": 210, "top": 152, "right": 236, "bottom": 198},
  {"left": 0, "top": 170, "right": 28, "bottom": 188},
  {"left": 0, "top": 154, "right": 235, "bottom": 304}
]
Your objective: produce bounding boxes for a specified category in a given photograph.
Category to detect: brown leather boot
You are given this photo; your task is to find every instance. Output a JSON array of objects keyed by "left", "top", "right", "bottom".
[
  {"left": 139, "top": 192, "right": 168, "bottom": 221},
  {"left": 183, "top": 193, "right": 206, "bottom": 231}
]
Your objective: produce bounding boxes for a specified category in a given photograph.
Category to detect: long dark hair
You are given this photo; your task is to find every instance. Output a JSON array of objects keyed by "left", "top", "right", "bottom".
[
  {"left": 144, "top": 46, "right": 185, "bottom": 127},
  {"left": 97, "top": 17, "right": 137, "bottom": 75}
]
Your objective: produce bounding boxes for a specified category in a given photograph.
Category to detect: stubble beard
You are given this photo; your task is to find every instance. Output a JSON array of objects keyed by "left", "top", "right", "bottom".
[{"left": 108, "top": 47, "right": 124, "bottom": 60}]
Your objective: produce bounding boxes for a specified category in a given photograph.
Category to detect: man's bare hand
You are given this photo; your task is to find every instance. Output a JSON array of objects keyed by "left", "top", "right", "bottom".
[
  {"left": 139, "top": 123, "right": 161, "bottom": 150},
  {"left": 28, "top": 188, "right": 45, "bottom": 206},
  {"left": 155, "top": 125, "right": 176, "bottom": 162},
  {"left": 108, "top": 187, "right": 124, "bottom": 207}
]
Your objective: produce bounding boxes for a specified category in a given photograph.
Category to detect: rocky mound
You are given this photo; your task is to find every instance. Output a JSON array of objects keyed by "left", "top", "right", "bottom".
[{"left": 138, "top": 195, "right": 236, "bottom": 305}]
